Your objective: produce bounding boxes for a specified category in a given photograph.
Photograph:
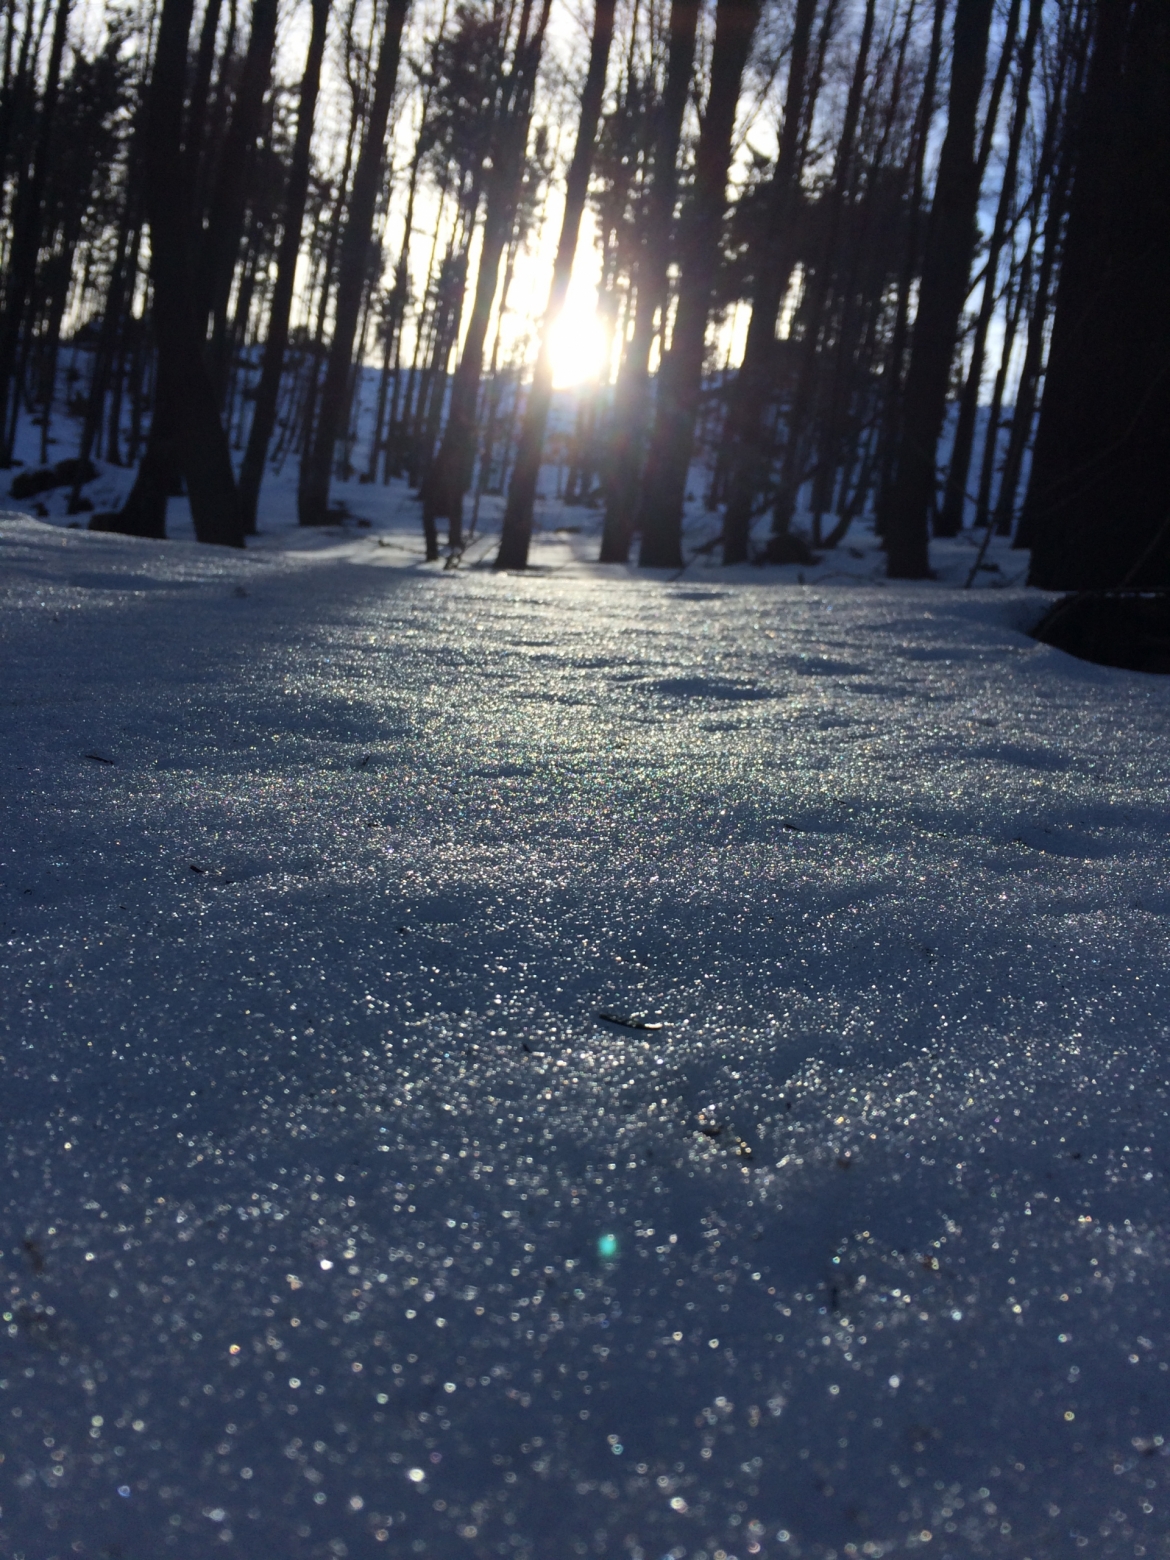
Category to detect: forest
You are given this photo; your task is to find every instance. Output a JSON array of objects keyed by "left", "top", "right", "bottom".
[{"left": 0, "top": 0, "right": 1167, "bottom": 586}]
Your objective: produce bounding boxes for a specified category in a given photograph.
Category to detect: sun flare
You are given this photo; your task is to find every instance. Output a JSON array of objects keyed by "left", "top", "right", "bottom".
[{"left": 547, "top": 302, "right": 607, "bottom": 389}]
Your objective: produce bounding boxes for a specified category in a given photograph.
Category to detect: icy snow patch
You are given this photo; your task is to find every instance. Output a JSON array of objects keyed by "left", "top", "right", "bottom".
[{"left": 1, "top": 516, "right": 1170, "bottom": 1559}]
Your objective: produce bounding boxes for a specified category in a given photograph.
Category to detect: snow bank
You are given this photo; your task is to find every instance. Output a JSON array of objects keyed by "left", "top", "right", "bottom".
[{"left": 2, "top": 514, "right": 1169, "bottom": 1559}]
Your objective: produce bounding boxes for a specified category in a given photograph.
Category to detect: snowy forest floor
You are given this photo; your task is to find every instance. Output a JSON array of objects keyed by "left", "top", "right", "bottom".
[{"left": 2, "top": 503, "right": 1169, "bottom": 1560}]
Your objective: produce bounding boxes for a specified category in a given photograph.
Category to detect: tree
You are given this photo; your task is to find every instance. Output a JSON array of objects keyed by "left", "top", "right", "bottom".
[
  {"left": 0, "top": 0, "right": 70, "bottom": 462},
  {"left": 198, "top": 0, "right": 280, "bottom": 395},
  {"left": 115, "top": 0, "right": 243, "bottom": 545},
  {"left": 496, "top": 0, "right": 616, "bottom": 569},
  {"left": 873, "top": 0, "right": 946, "bottom": 539},
  {"left": 596, "top": 0, "right": 701, "bottom": 564},
  {"left": 237, "top": 0, "right": 330, "bottom": 533},
  {"left": 636, "top": 0, "right": 763, "bottom": 569},
  {"left": 718, "top": 0, "right": 819, "bottom": 565},
  {"left": 765, "top": 0, "right": 876, "bottom": 554},
  {"left": 422, "top": 0, "right": 553, "bottom": 551},
  {"left": 297, "top": 0, "right": 411, "bottom": 526},
  {"left": 935, "top": 0, "right": 1038, "bottom": 538},
  {"left": 1023, "top": 0, "right": 1170, "bottom": 590},
  {"left": 993, "top": 2, "right": 1090, "bottom": 543},
  {"left": 799, "top": 0, "right": 925, "bottom": 553},
  {"left": 879, "top": 0, "right": 994, "bottom": 579}
]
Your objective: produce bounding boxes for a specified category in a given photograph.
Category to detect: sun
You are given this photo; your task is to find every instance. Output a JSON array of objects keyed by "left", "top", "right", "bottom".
[{"left": 547, "top": 301, "right": 608, "bottom": 389}]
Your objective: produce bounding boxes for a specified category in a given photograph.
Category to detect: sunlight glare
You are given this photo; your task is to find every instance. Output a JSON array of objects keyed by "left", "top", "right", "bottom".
[{"left": 548, "top": 302, "right": 607, "bottom": 389}]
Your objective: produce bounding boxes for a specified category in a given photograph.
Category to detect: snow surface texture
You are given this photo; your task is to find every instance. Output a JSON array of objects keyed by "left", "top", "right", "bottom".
[{"left": 2, "top": 512, "right": 1169, "bottom": 1560}]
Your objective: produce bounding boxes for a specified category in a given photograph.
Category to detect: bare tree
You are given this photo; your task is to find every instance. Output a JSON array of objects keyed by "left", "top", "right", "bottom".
[
  {"left": 597, "top": 0, "right": 701, "bottom": 563},
  {"left": 422, "top": 0, "right": 553, "bottom": 551},
  {"left": 873, "top": 0, "right": 946, "bottom": 538},
  {"left": 1024, "top": 0, "right": 1170, "bottom": 589},
  {"left": 766, "top": 0, "right": 877, "bottom": 554},
  {"left": 0, "top": 0, "right": 70, "bottom": 461},
  {"left": 496, "top": 0, "right": 617, "bottom": 568},
  {"left": 637, "top": 0, "right": 763, "bottom": 568},
  {"left": 298, "top": 0, "right": 411, "bottom": 526},
  {"left": 718, "top": 0, "right": 820, "bottom": 565},
  {"left": 238, "top": 0, "right": 330, "bottom": 532},
  {"left": 879, "top": 0, "right": 994, "bottom": 579},
  {"left": 936, "top": 0, "right": 1038, "bottom": 537},
  {"left": 121, "top": 0, "right": 242, "bottom": 545}
]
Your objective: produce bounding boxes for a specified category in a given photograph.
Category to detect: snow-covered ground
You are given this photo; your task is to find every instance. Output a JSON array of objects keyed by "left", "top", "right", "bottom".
[
  {"left": 0, "top": 359, "right": 1023, "bottom": 586},
  {"left": 2, "top": 503, "right": 1168, "bottom": 1560}
]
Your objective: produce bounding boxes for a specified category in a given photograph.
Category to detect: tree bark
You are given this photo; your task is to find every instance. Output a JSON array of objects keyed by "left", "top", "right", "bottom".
[
  {"left": 873, "top": 0, "right": 945, "bottom": 536},
  {"left": 496, "top": 0, "right": 615, "bottom": 568},
  {"left": 880, "top": 0, "right": 993, "bottom": 579},
  {"left": 105, "top": 0, "right": 243, "bottom": 545},
  {"left": 364, "top": 274, "right": 403, "bottom": 482},
  {"left": 297, "top": 0, "right": 410, "bottom": 526},
  {"left": 0, "top": 0, "right": 50, "bottom": 237},
  {"left": 996, "top": 180, "right": 1067, "bottom": 541},
  {"left": 999, "top": 0, "right": 1088, "bottom": 545},
  {"left": 237, "top": 0, "right": 329, "bottom": 532},
  {"left": 0, "top": 0, "right": 70, "bottom": 461},
  {"left": 422, "top": 0, "right": 552, "bottom": 550},
  {"left": 971, "top": 243, "right": 1025, "bottom": 534},
  {"left": 199, "top": 0, "right": 279, "bottom": 395},
  {"left": 936, "top": 0, "right": 1038, "bottom": 536},
  {"left": 1023, "top": 0, "right": 1170, "bottom": 589},
  {"left": 295, "top": 92, "right": 359, "bottom": 465},
  {"left": 597, "top": 0, "right": 701, "bottom": 563},
  {"left": 182, "top": 0, "right": 225, "bottom": 217},
  {"left": 807, "top": 0, "right": 919, "bottom": 546},
  {"left": 716, "top": 0, "right": 819, "bottom": 564},
  {"left": 765, "top": 0, "right": 876, "bottom": 552},
  {"left": 0, "top": 0, "right": 25, "bottom": 182},
  {"left": 636, "top": 0, "right": 762, "bottom": 568}
]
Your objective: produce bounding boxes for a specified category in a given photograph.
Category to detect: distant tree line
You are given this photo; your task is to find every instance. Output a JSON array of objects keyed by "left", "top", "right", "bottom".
[{"left": 0, "top": 0, "right": 1164, "bottom": 588}]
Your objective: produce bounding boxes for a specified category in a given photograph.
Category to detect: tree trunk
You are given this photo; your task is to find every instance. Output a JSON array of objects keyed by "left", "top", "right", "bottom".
[
  {"left": 880, "top": 0, "right": 993, "bottom": 579},
  {"left": 422, "top": 0, "right": 552, "bottom": 550},
  {"left": 807, "top": 0, "right": 919, "bottom": 546},
  {"left": 597, "top": 0, "right": 701, "bottom": 563},
  {"left": 0, "top": 0, "right": 49, "bottom": 230},
  {"left": 182, "top": 0, "right": 225, "bottom": 214},
  {"left": 107, "top": 0, "right": 243, "bottom": 546},
  {"left": 765, "top": 0, "right": 876, "bottom": 552},
  {"left": 1000, "top": 1, "right": 1089, "bottom": 545},
  {"left": 470, "top": 230, "right": 520, "bottom": 528},
  {"left": 1023, "top": 0, "right": 1170, "bottom": 589},
  {"left": 873, "top": 0, "right": 945, "bottom": 536},
  {"left": 199, "top": 0, "right": 279, "bottom": 395},
  {"left": 995, "top": 208, "right": 1059, "bottom": 543},
  {"left": 237, "top": 0, "right": 329, "bottom": 532},
  {"left": 70, "top": 87, "right": 148, "bottom": 505},
  {"left": 717, "top": 0, "right": 820, "bottom": 564},
  {"left": 122, "top": 288, "right": 148, "bottom": 465},
  {"left": 413, "top": 250, "right": 467, "bottom": 542},
  {"left": 972, "top": 0, "right": 1020, "bottom": 187},
  {"left": 297, "top": 0, "right": 410, "bottom": 526},
  {"left": 971, "top": 244, "right": 1025, "bottom": 533},
  {"left": 936, "top": 0, "right": 1038, "bottom": 536},
  {"left": 296, "top": 88, "right": 359, "bottom": 461},
  {"left": 364, "top": 278, "right": 402, "bottom": 481},
  {"left": 0, "top": 0, "right": 23, "bottom": 180},
  {"left": 340, "top": 256, "right": 380, "bottom": 478},
  {"left": 0, "top": 0, "right": 70, "bottom": 461},
  {"left": 496, "top": 0, "right": 615, "bottom": 568},
  {"left": 636, "top": 0, "right": 762, "bottom": 568}
]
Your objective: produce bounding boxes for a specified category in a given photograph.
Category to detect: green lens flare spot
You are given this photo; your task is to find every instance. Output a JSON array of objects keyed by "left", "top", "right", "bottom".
[{"left": 598, "top": 1233, "right": 619, "bottom": 1260}]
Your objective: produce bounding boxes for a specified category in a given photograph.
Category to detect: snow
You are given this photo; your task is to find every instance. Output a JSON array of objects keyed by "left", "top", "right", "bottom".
[{"left": 2, "top": 504, "right": 1169, "bottom": 1560}]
